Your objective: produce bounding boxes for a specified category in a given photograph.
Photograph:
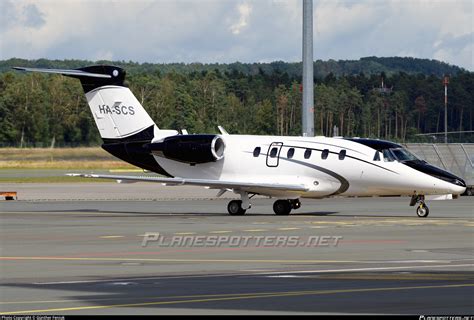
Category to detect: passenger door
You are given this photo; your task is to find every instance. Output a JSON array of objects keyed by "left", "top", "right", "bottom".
[{"left": 266, "top": 142, "right": 283, "bottom": 167}]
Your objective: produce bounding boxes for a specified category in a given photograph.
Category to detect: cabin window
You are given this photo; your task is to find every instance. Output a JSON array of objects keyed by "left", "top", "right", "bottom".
[
  {"left": 287, "top": 148, "right": 295, "bottom": 159},
  {"left": 338, "top": 150, "right": 346, "bottom": 160},
  {"left": 270, "top": 147, "right": 278, "bottom": 158},
  {"left": 321, "top": 149, "right": 329, "bottom": 160},
  {"left": 253, "top": 147, "right": 261, "bottom": 157},
  {"left": 373, "top": 151, "right": 381, "bottom": 161},
  {"left": 304, "top": 149, "right": 312, "bottom": 159}
]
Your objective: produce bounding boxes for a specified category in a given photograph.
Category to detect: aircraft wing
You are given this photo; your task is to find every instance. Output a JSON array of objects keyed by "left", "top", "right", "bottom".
[{"left": 67, "top": 173, "right": 309, "bottom": 192}]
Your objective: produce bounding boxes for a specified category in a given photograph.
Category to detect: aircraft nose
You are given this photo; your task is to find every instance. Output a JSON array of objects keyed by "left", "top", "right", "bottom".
[
  {"left": 403, "top": 160, "right": 466, "bottom": 194},
  {"left": 441, "top": 172, "right": 466, "bottom": 189},
  {"left": 437, "top": 172, "right": 466, "bottom": 195},
  {"left": 450, "top": 178, "right": 467, "bottom": 194}
]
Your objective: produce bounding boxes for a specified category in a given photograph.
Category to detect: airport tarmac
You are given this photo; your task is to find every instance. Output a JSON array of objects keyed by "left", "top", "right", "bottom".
[{"left": 0, "top": 183, "right": 473, "bottom": 315}]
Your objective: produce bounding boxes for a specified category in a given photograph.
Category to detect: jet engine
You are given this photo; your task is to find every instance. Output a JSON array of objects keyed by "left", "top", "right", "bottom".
[{"left": 146, "top": 135, "right": 225, "bottom": 164}]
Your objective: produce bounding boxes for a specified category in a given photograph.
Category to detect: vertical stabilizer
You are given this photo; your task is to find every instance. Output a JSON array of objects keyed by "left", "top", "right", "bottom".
[
  {"left": 14, "top": 65, "right": 174, "bottom": 176},
  {"left": 14, "top": 65, "right": 158, "bottom": 141}
]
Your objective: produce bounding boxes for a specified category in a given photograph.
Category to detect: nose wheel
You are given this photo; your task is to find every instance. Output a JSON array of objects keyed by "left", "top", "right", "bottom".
[
  {"left": 416, "top": 203, "right": 429, "bottom": 218},
  {"left": 410, "top": 195, "right": 429, "bottom": 218}
]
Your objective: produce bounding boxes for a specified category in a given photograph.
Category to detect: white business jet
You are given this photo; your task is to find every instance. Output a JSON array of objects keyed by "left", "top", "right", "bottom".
[{"left": 14, "top": 66, "right": 466, "bottom": 217}]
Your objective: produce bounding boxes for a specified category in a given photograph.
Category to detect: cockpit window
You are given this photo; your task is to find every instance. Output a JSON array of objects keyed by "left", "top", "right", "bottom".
[
  {"left": 379, "top": 148, "right": 419, "bottom": 162},
  {"left": 382, "top": 149, "right": 395, "bottom": 162},
  {"left": 373, "top": 151, "right": 381, "bottom": 161},
  {"left": 389, "top": 148, "right": 419, "bottom": 161}
]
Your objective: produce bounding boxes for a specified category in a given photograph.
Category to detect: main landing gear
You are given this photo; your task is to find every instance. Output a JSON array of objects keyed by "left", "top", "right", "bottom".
[
  {"left": 273, "top": 199, "right": 301, "bottom": 215},
  {"left": 227, "top": 191, "right": 252, "bottom": 216},
  {"left": 410, "top": 195, "right": 429, "bottom": 218},
  {"left": 227, "top": 200, "right": 247, "bottom": 215},
  {"left": 226, "top": 192, "right": 301, "bottom": 216}
]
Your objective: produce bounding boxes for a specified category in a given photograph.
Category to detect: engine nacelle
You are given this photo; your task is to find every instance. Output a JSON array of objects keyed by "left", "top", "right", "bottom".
[{"left": 146, "top": 135, "right": 225, "bottom": 164}]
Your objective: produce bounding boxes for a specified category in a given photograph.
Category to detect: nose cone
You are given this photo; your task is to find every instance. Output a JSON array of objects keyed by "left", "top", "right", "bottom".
[
  {"left": 451, "top": 183, "right": 467, "bottom": 195},
  {"left": 403, "top": 160, "right": 466, "bottom": 194},
  {"left": 447, "top": 176, "right": 467, "bottom": 195}
]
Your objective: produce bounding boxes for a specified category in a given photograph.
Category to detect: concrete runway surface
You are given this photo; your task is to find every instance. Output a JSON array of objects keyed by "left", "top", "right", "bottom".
[{"left": 0, "top": 183, "right": 473, "bottom": 315}]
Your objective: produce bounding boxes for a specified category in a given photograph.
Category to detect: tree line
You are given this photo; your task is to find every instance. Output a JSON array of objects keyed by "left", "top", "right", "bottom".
[{"left": 0, "top": 58, "right": 472, "bottom": 147}]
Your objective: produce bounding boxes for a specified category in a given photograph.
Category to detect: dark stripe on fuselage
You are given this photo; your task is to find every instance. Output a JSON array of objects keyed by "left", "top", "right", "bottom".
[{"left": 280, "top": 157, "right": 350, "bottom": 195}]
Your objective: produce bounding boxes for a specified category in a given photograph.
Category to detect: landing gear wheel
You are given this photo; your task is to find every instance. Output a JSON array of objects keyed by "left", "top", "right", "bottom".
[
  {"left": 227, "top": 200, "right": 246, "bottom": 216},
  {"left": 273, "top": 200, "right": 292, "bottom": 215},
  {"left": 416, "top": 203, "right": 429, "bottom": 218},
  {"left": 289, "top": 199, "right": 301, "bottom": 210}
]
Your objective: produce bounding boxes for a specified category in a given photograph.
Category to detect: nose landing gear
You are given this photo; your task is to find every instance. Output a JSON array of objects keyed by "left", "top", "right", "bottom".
[
  {"left": 410, "top": 195, "right": 429, "bottom": 218},
  {"left": 416, "top": 202, "right": 429, "bottom": 218}
]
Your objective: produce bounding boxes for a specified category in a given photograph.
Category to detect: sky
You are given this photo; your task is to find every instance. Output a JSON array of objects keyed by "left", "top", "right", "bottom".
[{"left": 0, "top": 0, "right": 472, "bottom": 70}]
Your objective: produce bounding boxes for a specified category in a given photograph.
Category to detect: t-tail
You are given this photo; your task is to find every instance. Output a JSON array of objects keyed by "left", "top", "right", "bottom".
[{"left": 13, "top": 65, "right": 175, "bottom": 176}]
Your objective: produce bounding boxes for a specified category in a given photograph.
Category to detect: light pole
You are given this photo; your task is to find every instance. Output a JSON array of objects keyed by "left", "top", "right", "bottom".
[
  {"left": 302, "top": 0, "right": 314, "bottom": 137},
  {"left": 443, "top": 75, "right": 449, "bottom": 143}
]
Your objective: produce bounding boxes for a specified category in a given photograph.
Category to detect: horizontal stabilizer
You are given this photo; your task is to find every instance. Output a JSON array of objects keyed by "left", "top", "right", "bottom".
[{"left": 13, "top": 67, "right": 111, "bottom": 78}]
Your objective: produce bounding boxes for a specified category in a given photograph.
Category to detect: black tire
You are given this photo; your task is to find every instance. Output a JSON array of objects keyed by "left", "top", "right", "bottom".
[
  {"left": 416, "top": 203, "right": 429, "bottom": 218},
  {"left": 227, "top": 200, "right": 246, "bottom": 216},
  {"left": 273, "top": 200, "right": 292, "bottom": 215},
  {"left": 290, "top": 199, "right": 301, "bottom": 210}
]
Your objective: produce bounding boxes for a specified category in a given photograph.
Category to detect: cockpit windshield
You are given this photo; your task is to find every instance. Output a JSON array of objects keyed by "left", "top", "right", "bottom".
[
  {"left": 375, "top": 148, "right": 420, "bottom": 162},
  {"left": 389, "top": 148, "right": 419, "bottom": 161}
]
